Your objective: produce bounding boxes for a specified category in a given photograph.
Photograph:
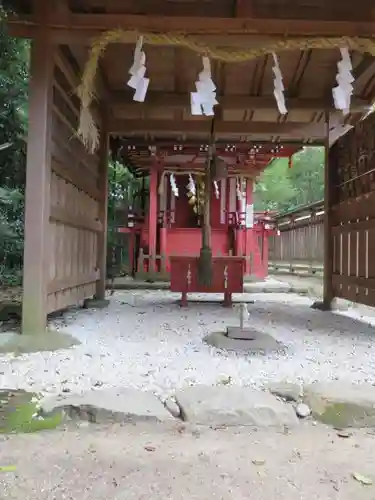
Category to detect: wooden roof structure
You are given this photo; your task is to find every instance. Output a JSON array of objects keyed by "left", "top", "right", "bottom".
[
  {"left": 8, "top": 0, "right": 375, "bottom": 334},
  {"left": 9, "top": 0, "right": 375, "bottom": 161}
]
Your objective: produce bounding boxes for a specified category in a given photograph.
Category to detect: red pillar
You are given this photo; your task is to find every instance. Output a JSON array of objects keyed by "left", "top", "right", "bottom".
[
  {"left": 148, "top": 166, "right": 158, "bottom": 273},
  {"left": 235, "top": 178, "right": 244, "bottom": 256},
  {"left": 245, "top": 179, "right": 254, "bottom": 275}
]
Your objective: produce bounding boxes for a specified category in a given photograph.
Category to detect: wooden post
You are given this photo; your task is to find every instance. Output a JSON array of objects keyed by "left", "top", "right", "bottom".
[
  {"left": 148, "top": 165, "right": 158, "bottom": 274},
  {"left": 312, "top": 115, "right": 334, "bottom": 310},
  {"left": 21, "top": 28, "right": 54, "bottom": 334},
  {"left": 322, "top": 123, "right": 334, "bottom": 308},
  {"left": 95, "top": 112, "right": 109, "bottom": 300}
]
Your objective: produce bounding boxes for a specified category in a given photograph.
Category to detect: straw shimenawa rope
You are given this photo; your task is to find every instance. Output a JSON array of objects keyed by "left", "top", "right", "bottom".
[{"left": 76, "top": 29, "right": 375, "bottom": 152}]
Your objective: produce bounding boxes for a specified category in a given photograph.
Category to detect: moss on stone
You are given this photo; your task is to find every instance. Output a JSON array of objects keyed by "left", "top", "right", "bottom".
[
  {"left": 0, "top": 390, "right": 63, "bottom": 434},
  {"left": 315, "top": 402, "right": 375, "bottom": 428}
]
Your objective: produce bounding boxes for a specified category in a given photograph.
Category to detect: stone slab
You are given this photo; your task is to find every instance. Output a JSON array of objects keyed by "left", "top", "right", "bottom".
[
  {"left": 175, "top": 385, "right": 299, "bottom": 427},
  {"left": 41, "top": 388, "right": 174, "bottom": 424},
  {"left": 204, "top": 331, "right": 286, "bottom": 354},
  {"left": 83, "top": 298, "right": 110, "bottom": 309},
  {"left": 226, "top": 326, "right": 264, "bottom": 340},
  {"left": 267, "top": 382, "right": 302, "bottom": 402},
  {"left": 0, "top": 329, "right": 80, "bottom": 354},
  {"left": 303, "top": 382, "right": 375, "bottom": 428}
]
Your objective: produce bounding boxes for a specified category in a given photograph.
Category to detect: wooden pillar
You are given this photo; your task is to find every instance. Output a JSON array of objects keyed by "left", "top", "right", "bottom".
[
  {"left": 21, "top": 29, "right": 54, "bottom": 334},
  {"left": 95, "top": 113, "right": 109, "bottom": 300},
  {"left": 322, "top": 125, "right": 335, "bottom": 309},
  {"left": 313, "top": 115, "right": 334, "bottom": 310},
  {"left": 148, "top": 166, "right": 158, "bottom": 273}
]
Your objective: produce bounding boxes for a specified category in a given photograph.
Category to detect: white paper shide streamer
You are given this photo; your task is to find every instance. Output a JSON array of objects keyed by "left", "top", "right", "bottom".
[
  {"left": 272, "top": 53, "right": 287, "bottom": 115},
  {"left": 187, "top": 174, "right": 196, "bottom": 196},
  {"left": 332, "top": 48, "right": 354, "bottom": 116},
  {"left": 170, "top": 173, "right": 179, "bottom": 197},
  {"left": 191, "top": 57, "right": 218, "bottom": 116},
  {"left": 127, "top": 36, "right": 150, "bottom": 102},
  {"left": 213, "top": 180, "right": 220, "bottom": 199}
]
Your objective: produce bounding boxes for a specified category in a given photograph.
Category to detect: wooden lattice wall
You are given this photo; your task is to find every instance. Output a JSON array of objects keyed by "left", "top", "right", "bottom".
[
  {"left": 47, "top": 48, "right": 103, "bottom": 313},
  {"left": 330, "top": 113, "right": 375, "bottom": 306}
]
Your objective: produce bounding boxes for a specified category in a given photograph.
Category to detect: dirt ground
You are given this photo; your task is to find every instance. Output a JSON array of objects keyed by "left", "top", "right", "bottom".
[{"left": 1, "top": 422, "right": 375, "bottom": 499}]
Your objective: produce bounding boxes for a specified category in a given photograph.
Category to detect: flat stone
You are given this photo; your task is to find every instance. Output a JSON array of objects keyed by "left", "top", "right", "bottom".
[
  {"left": 304, "top": 382, "right": 375, "bottom": 428},
  {"left": 83, "top": 298, "right": 110, "bottom": 309},
  {"left": 41, "top": 388, "right": 174, "bottom": 424},
  {"left": 175, "top": 385, "right": 299, "bottom": 427},
  {"left": 0, "top": 329, "right": 80, "bottom": 354},
  {"left": 267, "top": 382, "right": 302, "bottom": 402},
  {"left": 227, "top": 326, "right": 258, "bottom": 340},
  {"left": 204, "top": 331, "right": 285, "bottom": 354}
]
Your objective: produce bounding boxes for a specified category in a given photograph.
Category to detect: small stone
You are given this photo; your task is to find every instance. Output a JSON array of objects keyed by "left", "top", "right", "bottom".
[
  {"left": 252, "top": 459, "right": 266, "bottom": 466},
  {"left": 295, "top": 403, "right": 311, "bottom": 418},
  {"left": 337, "top": 430, "right": 351, "bottom": 438},
  {"left": 165, "top": 398, "right": 181, "bottom": 419},
  {"left": 144, "top": 445, "right": 156, "bottom": 452},
  {"left": 352, "top": 472, "right": 373, "bottom": 485}
]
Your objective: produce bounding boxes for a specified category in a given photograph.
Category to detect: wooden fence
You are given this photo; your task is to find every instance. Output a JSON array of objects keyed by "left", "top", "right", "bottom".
[{"left": 268, "top": 200, "right": 324, "bottom": 275}]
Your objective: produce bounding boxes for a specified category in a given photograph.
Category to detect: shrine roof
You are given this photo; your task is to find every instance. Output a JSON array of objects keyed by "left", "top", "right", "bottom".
[{"left": 8, "top": 0, "right": 375, "bottom": 150}]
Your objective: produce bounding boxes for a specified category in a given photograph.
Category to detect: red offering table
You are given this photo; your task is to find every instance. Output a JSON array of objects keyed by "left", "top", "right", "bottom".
[{"left": 170, "top": 255, "right": 246, "bottom": 306}]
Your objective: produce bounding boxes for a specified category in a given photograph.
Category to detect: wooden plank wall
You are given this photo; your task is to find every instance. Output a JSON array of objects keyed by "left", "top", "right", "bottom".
[
  {"left": 268, "top": 202, "right": 324, "bottom": 272},
  {"left": 47, "top": 47, "right": 102, "bottom": 313},
  {"left": 330, "top": 116, "right": 375, "bottom": 307}
]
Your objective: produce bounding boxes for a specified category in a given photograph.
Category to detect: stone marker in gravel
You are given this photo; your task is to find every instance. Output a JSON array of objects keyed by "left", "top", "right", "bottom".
[
  {"left": 303, "top": 382, "right": 375, "bottom": 428},
  {"left": 175, "top": 385, "right": 299, "bottom": 427},
  {"left": 203, "top": 330, "right": 286, "bottom": 354},
  {"left": 267, "top": 382, "right": 302, "bottom": 402},
  {"left": 41, "top": 388, "right": 174, "bottom": 424}
]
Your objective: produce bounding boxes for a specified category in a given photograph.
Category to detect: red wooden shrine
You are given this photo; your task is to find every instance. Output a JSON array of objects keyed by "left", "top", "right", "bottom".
[{"left": 117, "top": 140, "right": 298, "bottom": 304}]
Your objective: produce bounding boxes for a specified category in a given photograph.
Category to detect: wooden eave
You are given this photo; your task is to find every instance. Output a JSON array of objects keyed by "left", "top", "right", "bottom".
[{"left": 8, "top": 0, "right": 375, "bottom": 174}]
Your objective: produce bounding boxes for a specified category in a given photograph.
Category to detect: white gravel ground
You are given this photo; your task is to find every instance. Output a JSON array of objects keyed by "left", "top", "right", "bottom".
[{"left": 1, "top": 291, "right": 375, "bottom": 399}]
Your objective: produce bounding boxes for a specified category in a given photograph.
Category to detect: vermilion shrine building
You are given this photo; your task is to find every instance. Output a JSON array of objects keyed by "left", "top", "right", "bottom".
[{"left": 7, "top": 0, "right": 375, "bottom": 333}]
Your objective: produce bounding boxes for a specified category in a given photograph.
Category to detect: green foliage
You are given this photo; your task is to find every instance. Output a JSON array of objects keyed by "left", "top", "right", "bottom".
[
  {"left": 254, "top": 147, "right": 324, "bottom": 212},
  {"left": 0, "top": 11, "right": 29, "bottom": 285}
]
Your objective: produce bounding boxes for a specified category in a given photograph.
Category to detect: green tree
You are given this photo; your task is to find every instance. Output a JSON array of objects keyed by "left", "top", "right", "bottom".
[
  {"left": 0, "top": 9, "right": 29, "bottom": 284},
  {"left": 254, "top": 147, "right": 324, "bottom": 213}
]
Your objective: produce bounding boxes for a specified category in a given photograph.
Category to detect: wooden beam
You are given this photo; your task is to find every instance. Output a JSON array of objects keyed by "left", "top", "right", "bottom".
[
  {"left": 110, "top": 92, "right": 368, "bottom": 113},
  {"left": 108, "top": 118, "right": 328, "bottom": 140},
  {"left": 8, "top": 13, "right": 375, "bottom": 38}
]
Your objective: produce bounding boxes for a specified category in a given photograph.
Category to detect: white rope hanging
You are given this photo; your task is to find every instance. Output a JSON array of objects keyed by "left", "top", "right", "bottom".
[
  {"left": 236, "top": 178, "right": 243, "bottom": 201},
  {"left": 170, "top": 173, "right": 179, "bottom": 197},
  {"left": 187, "top": 173, "right": 196, "bottom": 196},
  {"left": 213, "top": 180, "right": 220, "bottom": 199},
  {"left": 127, "top": 36, "right": 150, "bottom": 102},
  {"left": 191, "top": 56, "right": 218, "bottom": 116},
  {"left": 272, "top": 53, "right": 287, "bottom": 115},
  {"left": 332, "top": 48, "right": 354, "bottom": 116}
]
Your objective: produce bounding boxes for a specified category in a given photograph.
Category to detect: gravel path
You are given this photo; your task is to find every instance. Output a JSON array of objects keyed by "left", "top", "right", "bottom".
[
  {"left": 1, "top": 291, "right": 375, "bottom": 398},
  {"left": 1, "top": 422, "right": 375, "bottom": 499}
]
